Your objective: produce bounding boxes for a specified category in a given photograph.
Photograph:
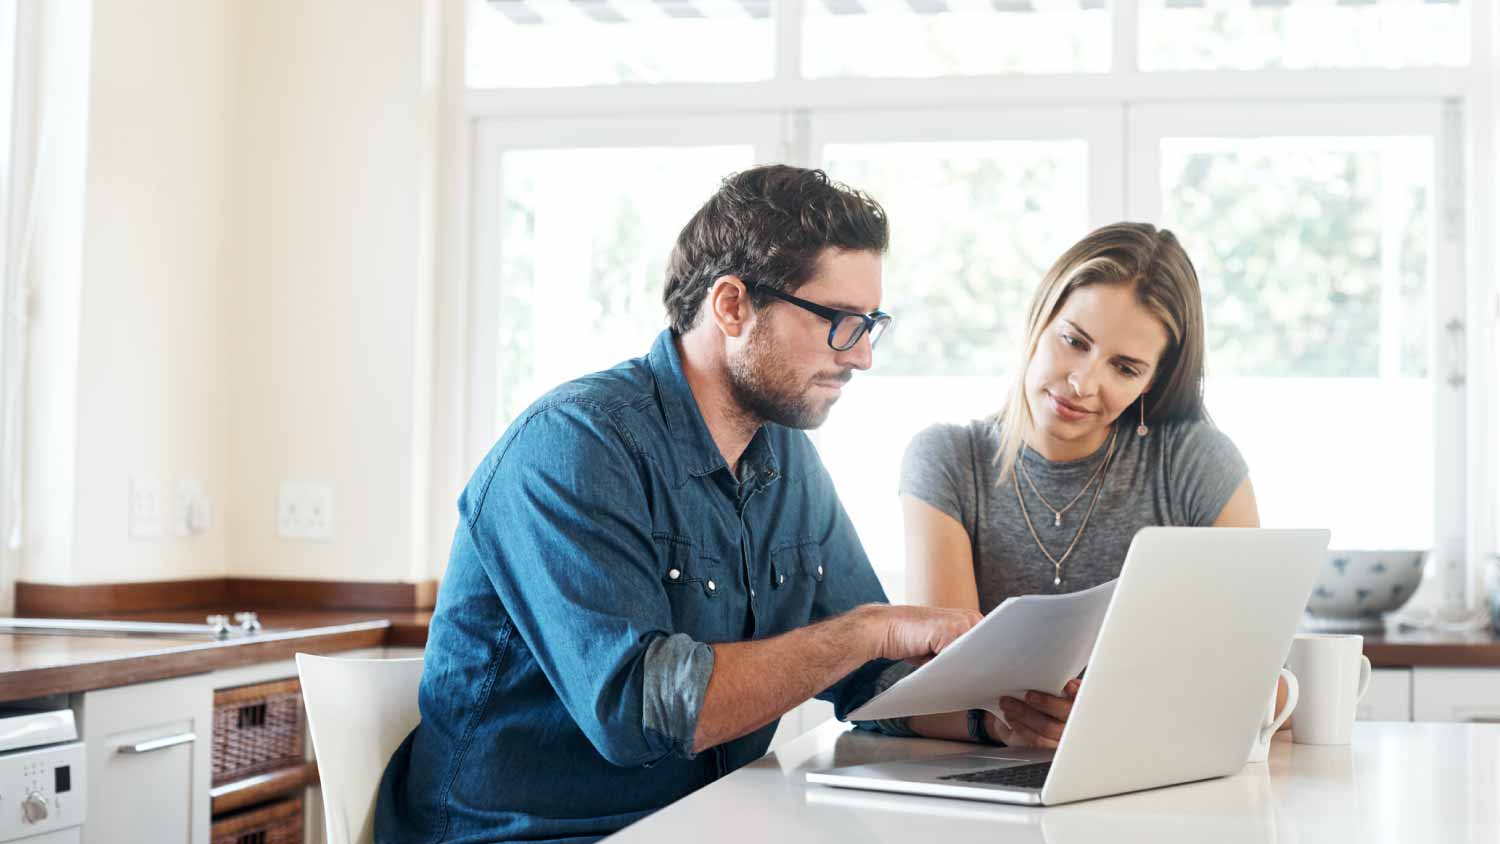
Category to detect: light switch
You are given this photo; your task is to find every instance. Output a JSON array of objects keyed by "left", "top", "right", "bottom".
[
  {"left": 176, "top": 480, "right": 212, "bottom": 537},
  {"left": 129, "top": 477, "right": 163, "bottom": 539}
]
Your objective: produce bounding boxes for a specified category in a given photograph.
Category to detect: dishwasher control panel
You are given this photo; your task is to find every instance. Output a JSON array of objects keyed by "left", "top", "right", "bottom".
[{"left": 0, "top": 741, "right": 85, "bottom": 841}]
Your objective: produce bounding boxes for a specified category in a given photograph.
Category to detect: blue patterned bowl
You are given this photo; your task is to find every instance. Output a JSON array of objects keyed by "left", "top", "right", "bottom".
[{"left": 1305, "top": 550, "right": 1428, "bottom": 625}]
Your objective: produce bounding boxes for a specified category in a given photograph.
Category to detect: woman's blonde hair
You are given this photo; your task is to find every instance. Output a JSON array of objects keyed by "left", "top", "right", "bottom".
[{"left": 994, "top": 222, "right": 1209, "bottom": 483}]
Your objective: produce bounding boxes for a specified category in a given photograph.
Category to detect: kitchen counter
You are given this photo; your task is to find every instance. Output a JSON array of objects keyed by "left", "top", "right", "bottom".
[
  {"left": 1360, "top": 626, "right": 1500, "bottom": 667},
  {"left": 81, "top": 607, "right": 434, "bottom": 648},
  {"left": 605, "top": 719, "right": 1500, "bottom": 844},
  {"left": 0, "top": 613, "right": 392, "bottom": 702}
]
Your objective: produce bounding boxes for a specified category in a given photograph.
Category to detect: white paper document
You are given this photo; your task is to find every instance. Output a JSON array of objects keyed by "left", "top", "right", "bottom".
[{"left": 847, "top": 579, "right": 1118, "bottom": 723}]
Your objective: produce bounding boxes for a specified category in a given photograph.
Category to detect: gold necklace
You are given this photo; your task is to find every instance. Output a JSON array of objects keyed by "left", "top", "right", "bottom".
[
  {"left": 1019, "top": 428, "right": 1118, "bottom": 527},
  {"left": 1014, "top": 429, "right": 1120, "bottom": 587}
]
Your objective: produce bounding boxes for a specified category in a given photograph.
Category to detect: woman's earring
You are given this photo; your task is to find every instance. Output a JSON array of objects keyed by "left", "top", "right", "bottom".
[{"left": 1136, "top": 396, "right": 1149, "bottom": 437}]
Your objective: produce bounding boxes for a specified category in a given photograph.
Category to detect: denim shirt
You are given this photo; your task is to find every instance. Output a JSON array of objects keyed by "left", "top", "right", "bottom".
[{"left": 375, "top": 330, "right": 910, "bottom": 844}]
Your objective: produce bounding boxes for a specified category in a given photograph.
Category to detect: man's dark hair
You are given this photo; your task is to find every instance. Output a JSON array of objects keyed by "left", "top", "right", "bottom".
[{"left": 663, "top": 165, "right": 889, "bottom": 335}]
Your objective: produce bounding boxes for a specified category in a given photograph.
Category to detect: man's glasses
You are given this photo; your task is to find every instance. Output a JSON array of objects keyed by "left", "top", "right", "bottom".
[{"left": 745, "top": 282, "right": 892, "bottom": 352}]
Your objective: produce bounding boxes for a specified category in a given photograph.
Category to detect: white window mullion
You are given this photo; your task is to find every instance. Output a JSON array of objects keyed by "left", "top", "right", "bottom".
[
  {"left": 467, "top": 121, "right": 506, "bottom": 469},
  {"left": 1112, "top": 0, "right": 1139, "bottom": 75},
  {"left": 775, "top": 0, "right": 804, "bottom": 83},
  {"left": 1089, "top": 104, "right": 1126, "bottom": 227},
  {"left": 1466, "top": 0, "right": 1500, "bottom": 605},
  {"left": 1431, "top": 98, "right": 1473, "bottom": 610}
]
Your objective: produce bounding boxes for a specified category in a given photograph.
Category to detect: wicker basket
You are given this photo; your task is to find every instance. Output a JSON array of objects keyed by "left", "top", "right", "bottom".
[
  {"left": 212, "top": 678, "right": 305, "bottom": 785},
  {"left": 210, "top": 794, "right": 303, "bottom": 844}
]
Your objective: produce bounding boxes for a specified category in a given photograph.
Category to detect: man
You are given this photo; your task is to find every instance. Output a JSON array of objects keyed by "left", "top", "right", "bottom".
[{"left": 375, "top": 166, "right": 1066, "bottom": 844}]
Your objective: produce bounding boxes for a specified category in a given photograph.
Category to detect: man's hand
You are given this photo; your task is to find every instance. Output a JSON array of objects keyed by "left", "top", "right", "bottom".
[
  {"left": 865, "top": 604, "right": 983, "bottom": 663},
  {"left": 984, "top": 677, "right": 1082, "bottom": 748}
]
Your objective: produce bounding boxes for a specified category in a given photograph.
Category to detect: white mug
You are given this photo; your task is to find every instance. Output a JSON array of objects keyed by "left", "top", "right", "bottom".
[
  {"left": 1246, "top": 668, "right": 1299, "bottom": 763},
  {"left": 1286, "top": 633, "right": 1372, "bottom": 745}
]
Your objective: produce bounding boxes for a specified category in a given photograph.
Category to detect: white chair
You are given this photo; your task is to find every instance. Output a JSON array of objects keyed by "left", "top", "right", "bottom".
[{"left": 296, "top": 652, "right": 424, "bottom": 844}]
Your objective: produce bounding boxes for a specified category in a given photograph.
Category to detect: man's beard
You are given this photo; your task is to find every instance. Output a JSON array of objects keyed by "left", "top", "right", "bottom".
[{"left": 726, "top": 321, "right": 850, "bottom": 431}]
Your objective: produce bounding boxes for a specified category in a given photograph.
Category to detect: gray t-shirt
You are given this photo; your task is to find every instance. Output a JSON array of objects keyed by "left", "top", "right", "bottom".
[{"left": 899, "top": 416, "right": 1248, "bottom": 612}]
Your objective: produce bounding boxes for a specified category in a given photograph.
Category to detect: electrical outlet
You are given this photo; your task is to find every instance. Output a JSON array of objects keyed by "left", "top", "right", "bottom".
[
  {"left": 277, "top": 481, "right": 334, "bottom": 541},
  {"left": 176, "top": 480, "right": 212, "bottom": 537},
  {"left": 129, "top": 477, "right": 163, "bottom": 539}
]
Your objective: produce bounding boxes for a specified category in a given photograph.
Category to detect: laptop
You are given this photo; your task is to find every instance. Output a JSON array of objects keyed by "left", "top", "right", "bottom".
[{"left": 806, "top": 527, "right": 1329, "bottom": 806}]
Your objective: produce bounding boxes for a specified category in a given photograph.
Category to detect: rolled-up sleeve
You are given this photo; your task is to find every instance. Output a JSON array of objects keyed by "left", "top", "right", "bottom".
[
  {"left": 642, "top": 633, "right": 715, "bottom": 759},
  {"left": 853, "top": 661, "right": 920, "bottom": 737},
  {"left": 464, "top": 401, "right": 706, "bottom": 768}
]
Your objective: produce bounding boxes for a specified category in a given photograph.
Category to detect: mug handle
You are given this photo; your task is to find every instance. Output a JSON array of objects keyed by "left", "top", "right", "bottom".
[
  {"left": 1265, "top": 668, "right": 1299, "bottom": 738},
  {"left": 1355, "top": 654, "right": 1372, "bottom": 703}
]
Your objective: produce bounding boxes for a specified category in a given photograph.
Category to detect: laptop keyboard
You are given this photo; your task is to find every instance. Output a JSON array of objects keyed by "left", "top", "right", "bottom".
[{"left": 939, "top": 761, "right": 1052, "bottom": 789}]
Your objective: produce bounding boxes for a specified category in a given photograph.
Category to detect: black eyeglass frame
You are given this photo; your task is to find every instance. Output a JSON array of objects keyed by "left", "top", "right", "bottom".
[{"left": 744, "top": 281, "right": 892, "bottom": 351}]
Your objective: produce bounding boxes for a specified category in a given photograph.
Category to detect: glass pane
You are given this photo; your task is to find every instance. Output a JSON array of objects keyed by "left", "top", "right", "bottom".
[
  {"left": 817, "top": 140, "right": 1091, "bottom": 598},
  {"left": 496, "top": 146, "right": 755, "bottom": 429},
  {"left": 824, "top": 141, "right": 1090, "bottom": 376},
  {"left": 1140, "top": 0, "right": 1469, "bottom": 71},
  {"left": 468, "top": 0, "right": 774, "bottom": 88},
  {"left": 803, "top": 1, "right": 1109, "bottom": 78},
  {"left": 1161, "top": 135, "right": 1435, "bottom": 549}
]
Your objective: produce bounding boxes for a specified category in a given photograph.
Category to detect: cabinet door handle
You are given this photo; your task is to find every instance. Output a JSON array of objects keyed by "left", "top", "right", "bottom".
[
  {"left": 1466, "top": 717, "right": 1500, "bottom": 725},
  {"left": 117, "top": 732, "right": 197, "bottom": 754}
]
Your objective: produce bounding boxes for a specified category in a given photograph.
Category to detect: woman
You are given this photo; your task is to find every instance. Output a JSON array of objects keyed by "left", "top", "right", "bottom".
[{"left": 899, "top": 222, "right": 1268, "bottom": 747}]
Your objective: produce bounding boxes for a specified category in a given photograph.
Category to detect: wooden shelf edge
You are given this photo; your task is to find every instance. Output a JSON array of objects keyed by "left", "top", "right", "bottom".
[{"left": 210, "top": 760, "right": 320, "bottom": 815}]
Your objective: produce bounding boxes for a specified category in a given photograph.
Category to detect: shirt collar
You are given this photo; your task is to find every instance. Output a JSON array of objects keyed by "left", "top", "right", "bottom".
[{"left": 646, "top": 329, "right": 781, "bottom": 485}]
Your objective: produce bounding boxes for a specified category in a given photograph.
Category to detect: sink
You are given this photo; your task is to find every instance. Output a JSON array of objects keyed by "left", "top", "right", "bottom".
[{"left": 0, "top": 616, "right": 267, "bottom": 640}]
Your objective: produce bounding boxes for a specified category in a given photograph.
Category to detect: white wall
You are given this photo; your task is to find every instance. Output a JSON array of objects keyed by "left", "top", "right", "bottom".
[
  {"left": 68, "top": 0, "right": 238, "bottom": 583},
  {"left": 19, "top": 0, "right": 451, "bottom": 586},
  {"left": 228, "top": 0, "right": 442, "bottom": 582}
]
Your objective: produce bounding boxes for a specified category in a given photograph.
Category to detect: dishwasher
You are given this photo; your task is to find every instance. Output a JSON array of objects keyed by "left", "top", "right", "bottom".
[{"left": 0, "top": 706, "right": 84, "bottom": 842}]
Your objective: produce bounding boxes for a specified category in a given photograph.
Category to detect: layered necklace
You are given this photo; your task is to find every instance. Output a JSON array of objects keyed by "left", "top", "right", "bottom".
[{"left": 1013, "top": 427, "right": 1120, "bottom": 587}]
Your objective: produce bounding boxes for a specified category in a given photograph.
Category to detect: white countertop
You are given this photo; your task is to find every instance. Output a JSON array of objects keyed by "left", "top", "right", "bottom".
[{"left": 605, "top": 720, "right": 1500, "bottom": 844}]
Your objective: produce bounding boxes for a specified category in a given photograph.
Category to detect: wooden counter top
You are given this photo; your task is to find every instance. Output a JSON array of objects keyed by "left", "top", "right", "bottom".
[
  {"left": 0, "top": 618, "right": 390, "bottom": 703},
  {"left": 1360, "top": 627, "right": 1500, "bottom": 668}
]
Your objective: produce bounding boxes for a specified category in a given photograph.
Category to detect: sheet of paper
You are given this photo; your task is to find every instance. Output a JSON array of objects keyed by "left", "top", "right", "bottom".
[{"left": 847, "top": 578, "right": 1118, "bottom": 723}]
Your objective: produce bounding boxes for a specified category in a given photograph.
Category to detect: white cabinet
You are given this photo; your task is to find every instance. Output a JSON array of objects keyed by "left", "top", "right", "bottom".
[
  {"left": 1412, "top": 668, "right": 1500, "bottom": 722},
  {"left": 1357, "top": 668, "right": 1412, "bottom": 721},
  {"left": 79, "top": 673, "right": 213, "bottom": 844}
]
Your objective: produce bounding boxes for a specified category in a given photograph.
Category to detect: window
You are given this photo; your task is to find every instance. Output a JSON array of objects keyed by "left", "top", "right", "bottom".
[
  {"left": 491, "top": 144, "right": 755, "bottom": 424},
  {"left": 466, "top": 0, "right": 774, "bottom": 87},
  {"left": 806, "top": 107, "right": 1115, "bottom": 597},
  {"left": 465, "top": 1, "right": 1493, "bottom": 602},
  {"left": 1139, "top": 0, "right": 1470, "bottom": 72},
  {"left": 1131, "top": 104, "right": 1450, "bottom": 550},
  {"left": 802, "top": 0, "right": 1109, "bottom": 78},
  {"left": 468, "top": 117, "right": 777, "bottom": 454}
]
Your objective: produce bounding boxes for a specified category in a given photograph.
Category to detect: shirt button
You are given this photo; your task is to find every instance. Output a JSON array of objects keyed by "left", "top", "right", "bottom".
[
  {"left": 707, "top": 580, "right": 717, "bottom": 592},
  {"left": 667, "top": 568, "right": 681, "bottom": 581},
  {"left": 778, "top": 574, "right": 786, "bottom": 585},
  {"left": 751, "top": 589, "right": 757, "bottom": 599},
  {"left": 816, "top": 565, "right": 824, "bottom": 577}
]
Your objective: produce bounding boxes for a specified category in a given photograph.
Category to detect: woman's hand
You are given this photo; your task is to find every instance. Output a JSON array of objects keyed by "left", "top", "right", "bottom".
[{"left": 984, "top": 678, "right": 1082, "bottom": 748}]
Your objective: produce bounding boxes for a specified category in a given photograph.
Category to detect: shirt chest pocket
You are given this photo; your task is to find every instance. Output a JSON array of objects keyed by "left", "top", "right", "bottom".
[
  {"left": 768, "top": 538, "right": 825, "bottom": 624},
  {"left": 654, "top": 532, "right": 729, "bottom": 639}
]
